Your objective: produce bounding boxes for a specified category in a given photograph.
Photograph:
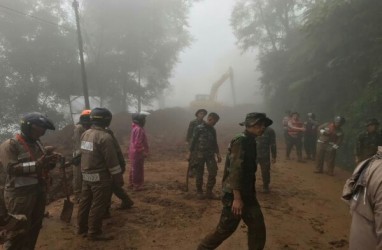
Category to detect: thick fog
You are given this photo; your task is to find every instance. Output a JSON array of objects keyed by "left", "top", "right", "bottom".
[{"left": 166, "top": 0, "right": 262, "bottom": 108}]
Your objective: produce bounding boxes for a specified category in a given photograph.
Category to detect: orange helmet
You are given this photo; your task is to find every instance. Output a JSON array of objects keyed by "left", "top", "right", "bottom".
[
  {"left": 81, "top": 109, "right": 91, "bottom": 116},
  {"left": 79, "top": 109, "right": 91, "bottom": 126}
]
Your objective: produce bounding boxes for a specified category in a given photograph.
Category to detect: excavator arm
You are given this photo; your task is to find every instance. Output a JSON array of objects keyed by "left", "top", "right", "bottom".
[{"left": 209, "top": 67, "right": 234, "bottom": 102}]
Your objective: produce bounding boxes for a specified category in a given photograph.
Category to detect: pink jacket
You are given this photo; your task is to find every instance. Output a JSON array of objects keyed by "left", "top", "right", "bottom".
[{"left": 129, "top": 123, "right": 149, "bottom": 158}]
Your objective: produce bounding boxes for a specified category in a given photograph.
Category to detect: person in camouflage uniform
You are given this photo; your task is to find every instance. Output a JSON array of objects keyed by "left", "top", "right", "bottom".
[
  {"left": 104, "top": 128, "right": 134, "bottom": 218},
  {"left": 256, "top": 126, "right": 276, "bottom": 193},
  {"left": 188, "top": 112, "right": 221, "bottom": 199},
  {"left": 186, "top": 109, "right": 207, "bottom": 178},
  {"left": 304, "top": 112, "right": 318, "bottom": 160},
  {"left": 197, "top": 112, "right": 272, "bottom": 250},
  {"left": 315, "top": 116, "right": 345, "bottom": 175},
  {"left": 0, "top": 112, "right": 60, "bottom": 249},
  {"left": 355, "top": 118, "right": 380, "bottom": 163}
]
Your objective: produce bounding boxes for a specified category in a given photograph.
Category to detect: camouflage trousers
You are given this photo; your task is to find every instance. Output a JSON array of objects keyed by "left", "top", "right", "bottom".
[
  {"left": 193, "top": 154, "right": 217, "bottom": 193},
  {"left": 77, "top": 180, "right": 112, "bottom": 236},
  {"left": 316, "top": 142, "right": 337, "bottom": 174},
  {"left": 73, "top": 164, "right": 82, "bottom": 198},
  {"left": 257, "top": 158, "right": 271, "bottom": 187},
  {"left": 3, "top": 185, "right": 46, "bottom": 250},
  {"left": 198, "top": 193, "right": 266, "bottom": 250}
]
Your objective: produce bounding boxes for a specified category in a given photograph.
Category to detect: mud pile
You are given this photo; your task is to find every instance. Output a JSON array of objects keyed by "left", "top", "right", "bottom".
[{"left": 42, "top": 105, "right": 259, "bottom": 201}]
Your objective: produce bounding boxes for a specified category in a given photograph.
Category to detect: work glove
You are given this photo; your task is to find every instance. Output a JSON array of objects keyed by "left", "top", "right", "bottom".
[
  {"left": 112, "top": 173, "right": 124, "bottom": 187},
  {"left": 36, "top": 153, "right": 61, "bottom": 172},
  {"left": 332, "top": 144, "right": 339, "bottom": 150}
]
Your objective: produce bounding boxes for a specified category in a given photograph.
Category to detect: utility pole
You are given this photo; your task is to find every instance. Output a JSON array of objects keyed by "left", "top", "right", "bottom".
[
  {"left": 137, "top": 68, "right": 141, "bottom": 113},
  {"left": 73, "top": 0, "right": 90, "bottom": 109}
]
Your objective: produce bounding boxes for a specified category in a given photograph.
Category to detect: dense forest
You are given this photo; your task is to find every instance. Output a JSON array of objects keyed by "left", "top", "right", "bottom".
[
  {"left": 231, "top": 0, "right": 382, "bottom": 168},
  {"left": 0, "top": 0, "right": 191, "bottom": 136}
]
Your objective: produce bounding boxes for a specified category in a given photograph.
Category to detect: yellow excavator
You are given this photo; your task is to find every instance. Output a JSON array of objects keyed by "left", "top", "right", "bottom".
[{"left": 190, "top": 67, "right": 236, "bottom": 108}]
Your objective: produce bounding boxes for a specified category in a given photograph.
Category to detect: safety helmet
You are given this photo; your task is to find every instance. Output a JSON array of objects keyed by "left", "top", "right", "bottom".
[
  {"left": 20, "top": 112, "right": 55, "bottom": 137},
  {"left": 195, "top": 109, "right": 207, "bottom": 117},
  {"left": 79, "top": 109, "right": 91, "bottom": 126},
  {"left": 365, "top": 118, "right": 379, "bottom": 127},
  {"left": 307, "top": 112, "right": 316, "bottom": 119},
  {"left": 334, "top": 116, "right": 346, "bottom": 126},
  {"left": 132, "top": 113, "right": 146, "bottom": 126},
  {"left": 90, "top": 107, "right": 112, "bottom": 127}
]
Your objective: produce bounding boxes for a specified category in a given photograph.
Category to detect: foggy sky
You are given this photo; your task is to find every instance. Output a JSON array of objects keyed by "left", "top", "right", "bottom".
[{"left": 165, "top": 0, "right": 262, "bottom": 108}]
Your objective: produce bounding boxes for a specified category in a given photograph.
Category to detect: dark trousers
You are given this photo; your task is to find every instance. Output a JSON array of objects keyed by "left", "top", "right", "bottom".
[
  {"left": 198, "top": 195, "right": 266, "bottom": 250},
  {"left": 304, "top": 135, "right": 317, "bottom": 159},
  {"left": 77, "top": 180, "right": 112, "bottom": 236},
  {"left": 258, "top": 158, "right": 271, "bottom": 187},
  {"left": 286, "top": 136, "right": 303, "bottom": 160},
  {"left": 194, "top": 155, "right": 217, "bottom": 192},
  {"left": 4, "top": 185, "right": 46, "bottom": 250}
]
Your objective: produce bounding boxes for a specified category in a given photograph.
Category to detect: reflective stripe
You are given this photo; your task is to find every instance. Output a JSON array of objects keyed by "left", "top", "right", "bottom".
[
  {"left": 109, "top": 165, "right": 122, "bottom": 175},
  {"left": 82, "top": 173, "right": 100, "bottom": 182},
  {"left": 14, "top": 177, "right": 38, "bottom": 187},
  {"left": 22, "top": 161, "right": 36, "bottom": 174},
  {"left": 81, "top": 141, "right": 93, "bottom": 151}
]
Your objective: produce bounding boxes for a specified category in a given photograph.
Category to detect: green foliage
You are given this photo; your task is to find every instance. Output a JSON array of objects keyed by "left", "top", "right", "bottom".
[
  {"left": 0, "top": 0, "right": 191, "bottom": 138},
  {"left": 232, "top": 0, "right": 382, "bottom": 169}
]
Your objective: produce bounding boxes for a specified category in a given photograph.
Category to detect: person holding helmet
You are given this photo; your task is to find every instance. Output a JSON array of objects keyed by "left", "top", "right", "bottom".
[
  {"left": 77, "top": 108, "right": 124, "bottom": 241},
  {"left": 128, "top": 113, "right": 149, "bottom": 191},
  {"left": 304, "top": 112, "right": 319, "bottom": 160},
  {"left": 197, "top": 112, "right": 271, "bottom": 250},
  {"left": 186, "top": 109, "right": 208, "bottom": 178},
  {"left": 355, "top": 118, "right": 380, "bottom": 163},
  {"left": 72, "top": 109, "right": 91, "bottom": 203},
  {"left": 315, "top": 116, "right": 345, "bottom": 175},
  {"left": 0, "top": 112, "right": 60, "bottom": 249}
]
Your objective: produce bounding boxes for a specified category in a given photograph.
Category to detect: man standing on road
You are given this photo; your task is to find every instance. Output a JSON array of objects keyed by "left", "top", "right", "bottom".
[
  {"left": 77, "top": 108, "right": 124, "bottom": 241},
  {"left": 0, "top": 112, "right": 60, "bottom": 249},
  {"left": 105, "top": 128, "right": 134, "bottom": 217},
  {"left": 286, "top": 112, "right": 305, "bottom": 162},
  {"left": 188, "top": 112, "right": 221, "bottom": 199},
  {"left": 186, "top": 109, "right": 207, "bottom": 178},
  {"left": 304, "top": 112, "right": 318, "bottom": 160},
  {"left": 343, "top": 140, "right": 382, "bottom": 249},
  {"left": 197, "top": 112, "right": 272, "bottom": 250},
  {"left": 72, "top": 109, "right": 91, "bottom": 203},
  {"left": 355, "top": 118, "right": 380, "bottom": 163},
  {"left": 256, "top": 126, "right": 277, "bottom": 193},
  {"left": 315, "top": 116, "right": 345, "bottom": 175}
]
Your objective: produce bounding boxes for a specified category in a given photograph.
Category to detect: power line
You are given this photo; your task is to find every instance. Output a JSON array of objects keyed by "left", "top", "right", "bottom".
[{"left": 0, "top": 3, "right": 72, "bottom": 30}]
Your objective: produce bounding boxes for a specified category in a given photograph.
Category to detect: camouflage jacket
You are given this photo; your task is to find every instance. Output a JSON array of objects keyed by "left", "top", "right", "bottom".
[
  {"left": 256, "top": 127, "right": 277, "bottom": 160},
  {"left": 356, "top": 131, "right": 381, "bottom": 162},
  {"left": 186, "top": 119, "right": 204, "bottom": 143},
  {"left": 222, "top": 131, "right": 257, "bottom": 203},
  {"left": 189, "top": 123, "right": 219, "bottom": 156}
]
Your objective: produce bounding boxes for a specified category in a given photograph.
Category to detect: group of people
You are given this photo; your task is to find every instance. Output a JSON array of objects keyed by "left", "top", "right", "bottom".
[
  {"left": 1, "top": 106, "right": 382, "bottom": 249},
  {"left": 282, "top": 111, "right": 347, "bottom": 175},
  {"left": 0, "top": 107, "right": 150, "bottom": 248},
  {"left": 186, "top": 109, "right": 275, "bottom": 249}
]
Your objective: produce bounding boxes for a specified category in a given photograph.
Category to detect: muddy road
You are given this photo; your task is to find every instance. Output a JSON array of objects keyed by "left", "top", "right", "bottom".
[{"left": 33, "top": 146, "right": 351, "bottom": 250}]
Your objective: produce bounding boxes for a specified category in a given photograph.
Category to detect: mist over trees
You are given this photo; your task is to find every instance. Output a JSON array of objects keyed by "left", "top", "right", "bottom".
[
  {"left": 0, "top": 0, "right": 191, "bottom": 137},
  {"left": 231, "top": 0, "right": 382, "bottom": 167}
]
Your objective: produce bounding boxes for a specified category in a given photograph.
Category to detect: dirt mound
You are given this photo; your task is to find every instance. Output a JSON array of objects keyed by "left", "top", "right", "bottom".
[{"left": 42, "top": 106, "right": 255, "bottom": 202}]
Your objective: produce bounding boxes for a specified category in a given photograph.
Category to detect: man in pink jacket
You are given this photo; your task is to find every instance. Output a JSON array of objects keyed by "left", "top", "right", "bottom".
[{"left": 128, "top": 113, "right": 149, "bottom": 191}]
